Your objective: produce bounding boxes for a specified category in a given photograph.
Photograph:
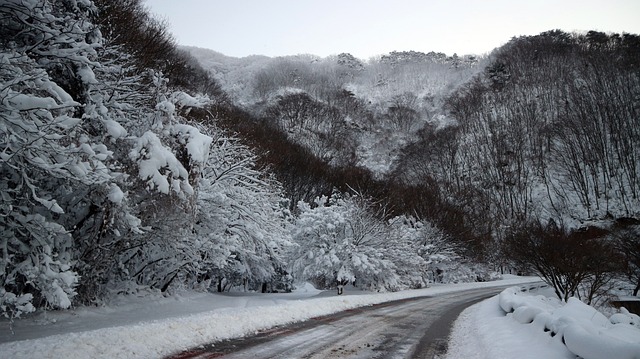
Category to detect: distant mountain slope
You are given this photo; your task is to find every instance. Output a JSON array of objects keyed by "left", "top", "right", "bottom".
[
  {"left": 185, "top": 46, "right": 482, "bottom": 177},
  {"left": 180, "top": 46, "right": 272, "bottom": 104}
]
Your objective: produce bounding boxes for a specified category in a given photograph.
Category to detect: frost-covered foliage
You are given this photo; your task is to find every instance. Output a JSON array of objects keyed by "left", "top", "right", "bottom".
[
  {"left": 386, "top": 215, "right": 497, "bottom": 285},
  {"left": 289, "top": 194, "right": 485, "bottom": 292},
  {"left": 0, "top": 0, "right": 292, "bottom": 317},
  {"left": 290, "top": 194, "right": 425, "bottom": 292},
  {"left": 0, "top": 0, "right": 114, "bottom": 317},
  {"left": 107, "top": 100, "right": 214, "bottom": 296},
  {"left": 69, "top": 58, "right": 217, "bottom": 301},
  {"left": 193, "top": 136, "right": 292, "bottom": 292},
  {"left": 290, "top": 194, "right": 398, "bottom": 291},
  {"left": 388, "top": 216, "right": 457, "bottom": 285}
]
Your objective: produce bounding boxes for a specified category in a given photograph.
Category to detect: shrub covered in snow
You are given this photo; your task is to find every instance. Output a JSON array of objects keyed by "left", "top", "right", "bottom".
[
  {"left": 289, "top": 194, "right": 399, "bottom": 291},
  {"left": 289, "top": 194, "right": 481, "bottom": 292},
  {"left": 498, "top": 286, "right": 640, "bottom": 359}
]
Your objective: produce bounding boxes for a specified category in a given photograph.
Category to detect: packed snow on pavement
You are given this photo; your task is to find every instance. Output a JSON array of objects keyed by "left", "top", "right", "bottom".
[{"left": 1, "top": 275, "right": 639, "bottom": 359}]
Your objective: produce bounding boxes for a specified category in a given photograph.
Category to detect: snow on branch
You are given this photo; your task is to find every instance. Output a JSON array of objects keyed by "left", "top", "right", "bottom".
[
  {"left": 171, "top": 124, "right": 213, "bottom": 165},
  {"left": 129, "top": 131, "right": 193, "bottom": 195}
]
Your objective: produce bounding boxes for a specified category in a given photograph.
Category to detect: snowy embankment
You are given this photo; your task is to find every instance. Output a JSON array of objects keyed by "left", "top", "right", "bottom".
[
  {"left": 447, "top": 286, "right": 640, "bottom": 359},
  {"left": 0, "top": 277, "right": 539, "bottom": 359}
]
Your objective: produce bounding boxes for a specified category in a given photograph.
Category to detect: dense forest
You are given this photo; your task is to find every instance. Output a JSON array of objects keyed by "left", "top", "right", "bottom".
[{"left": 1, "top": 0, "right": 639, "bottom": 319}]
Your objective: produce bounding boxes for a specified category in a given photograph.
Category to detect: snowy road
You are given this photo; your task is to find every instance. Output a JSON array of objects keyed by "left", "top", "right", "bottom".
[{"left": 169, "top": 286, "right": 510, "bottom": 359}]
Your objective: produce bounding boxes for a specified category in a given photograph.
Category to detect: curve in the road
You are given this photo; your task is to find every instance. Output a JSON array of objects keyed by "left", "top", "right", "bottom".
[{"left": 167, "top": 286, "right": 511, "bottom": 359}]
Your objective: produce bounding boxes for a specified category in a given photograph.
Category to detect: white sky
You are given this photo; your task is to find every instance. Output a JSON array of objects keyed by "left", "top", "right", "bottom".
[{"left": 145, "top": 0, "right": 640, "bottom": 59}]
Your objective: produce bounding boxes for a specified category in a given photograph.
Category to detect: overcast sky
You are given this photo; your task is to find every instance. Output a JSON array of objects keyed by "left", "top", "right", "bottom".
[{"left": 145, "top": 0, "right": 640, "bottom": 59}]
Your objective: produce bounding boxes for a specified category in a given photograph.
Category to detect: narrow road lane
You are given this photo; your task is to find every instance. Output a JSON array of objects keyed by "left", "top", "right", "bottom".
[{"left": 168, "top": 286, "right": 512, "bottom": 359}]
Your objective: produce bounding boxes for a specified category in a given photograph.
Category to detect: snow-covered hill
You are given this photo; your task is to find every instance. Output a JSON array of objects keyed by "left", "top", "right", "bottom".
[{"left": 184, "top": 46, "right": 482, "bottom": 177}]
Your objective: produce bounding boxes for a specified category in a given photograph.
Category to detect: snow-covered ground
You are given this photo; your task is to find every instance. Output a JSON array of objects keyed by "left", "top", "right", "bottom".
[
  {"left": 2, "top": 275, "right": 637, "bottom": 359},
  {"left": 446, "top": 285, "right": 640, "bottom": 359}
]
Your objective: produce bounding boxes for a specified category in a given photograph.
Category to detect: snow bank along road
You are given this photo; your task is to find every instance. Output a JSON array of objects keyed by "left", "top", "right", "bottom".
[
  {"left": 0, "top": 277, "right": 540, "bottom": 358},
  {"left": 168, "top": 286, "right": 523, "bottom": 359}
]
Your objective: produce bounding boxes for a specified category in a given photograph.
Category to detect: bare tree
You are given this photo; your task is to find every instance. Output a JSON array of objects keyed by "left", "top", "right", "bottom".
[
  {"left": 506, "top": 221, "right": 623, "bottom": 303},
  {"left": 612, "top": 220, "right": 640, "bottom": 296}
]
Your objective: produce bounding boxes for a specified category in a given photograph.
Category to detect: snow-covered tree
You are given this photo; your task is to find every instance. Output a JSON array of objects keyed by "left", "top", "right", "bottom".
[
  {"left": 0, "top": 0, "right": 145, "bottom": 316},
  {"left": 387, "top": 215, "right": 459, "bottom": 286},
  {"left": 0, "top": 0, "right": 224, "bottom": 315},
  {"left": 290, "top": 194, "right": 398, "bottom": 293},
  {"left": 101, "top": 85, "right": 216, "bottom": 294},
  {"left": 193, "top": 136, "right": 292, "bottom": 292},
  {"left": 0, "top": 0, "right": 119, "bottom": 316}
]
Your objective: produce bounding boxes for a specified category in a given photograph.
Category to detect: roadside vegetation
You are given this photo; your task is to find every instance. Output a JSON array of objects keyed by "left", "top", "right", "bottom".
[{"left": 1, "top": 0, "right": 639, "bottom": 321}]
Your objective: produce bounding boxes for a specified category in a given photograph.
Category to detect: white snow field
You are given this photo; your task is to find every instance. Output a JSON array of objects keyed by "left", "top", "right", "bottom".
[{"left": 1, "top": 276, "right": 638, "bottom": 359}]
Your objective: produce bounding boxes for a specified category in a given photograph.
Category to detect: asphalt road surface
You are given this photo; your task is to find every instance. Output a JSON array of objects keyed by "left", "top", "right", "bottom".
[{"left": 168, "top": 286, "right": 513, "bottom": 359}]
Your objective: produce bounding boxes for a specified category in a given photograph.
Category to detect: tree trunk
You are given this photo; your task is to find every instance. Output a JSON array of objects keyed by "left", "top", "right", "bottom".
[{"left": 337, "top": 279, "right": 348, "bottom": 295}]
